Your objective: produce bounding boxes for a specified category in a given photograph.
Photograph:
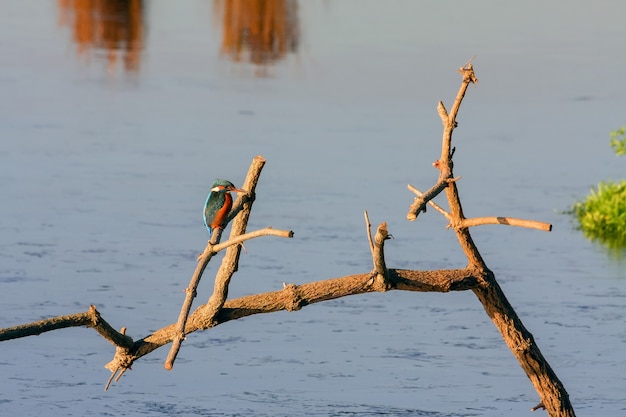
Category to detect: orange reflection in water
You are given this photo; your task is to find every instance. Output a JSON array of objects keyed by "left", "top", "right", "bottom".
[
  {"left": 58, "top": 0, "right": 144, "bottom": 74},
  {"left": 216, "top": 0, "right": 299, "bottom": 75}
]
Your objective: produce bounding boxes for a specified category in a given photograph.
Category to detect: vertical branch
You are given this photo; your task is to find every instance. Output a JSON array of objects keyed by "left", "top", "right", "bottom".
[
  {"left": 365, "top": 211, "right": 391, "bottom": 288},
  {"left": 372, "top": 222, "right": 390, "bottom": 279},
  {"left": 440, "top": 61, "right": 478, "bottom": 166},
  {"left": 435, "top": 62, "right": 575, "bottom": 416},
  {"left": 164, "top": 156, "right": 265, "bottom": 370},
  {"left": 406, "top": 61, "right": 476, "bottom": 226},
  {"left": 437, "top": 63, "right": 484, "bottom": 268},
  {"left": 365, "top": 212, "right": 390, "bottom": 290},
  {"left": 366, "top": 219, "right": 392, "bottom": 292},
  {"left": 364, "top": 210, "right": 375, "bottom": 257},
  {"left": 204, "top": 156, "right": 266, "bottom": 321}
]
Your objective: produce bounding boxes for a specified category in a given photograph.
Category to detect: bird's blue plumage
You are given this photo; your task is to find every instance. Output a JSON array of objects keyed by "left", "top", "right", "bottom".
[{"left": 203, "top": 179, "right": 243, "bottom": 235}]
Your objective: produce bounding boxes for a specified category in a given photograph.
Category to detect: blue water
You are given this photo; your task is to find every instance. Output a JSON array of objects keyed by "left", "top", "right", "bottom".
[{"left": 1, "top": 1, "right": 625, "bottom": 416}]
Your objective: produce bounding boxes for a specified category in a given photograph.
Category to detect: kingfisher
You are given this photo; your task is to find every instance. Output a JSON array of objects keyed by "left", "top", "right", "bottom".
[{"left": 203, "top": 179, "right": 245, "bottom": 235}]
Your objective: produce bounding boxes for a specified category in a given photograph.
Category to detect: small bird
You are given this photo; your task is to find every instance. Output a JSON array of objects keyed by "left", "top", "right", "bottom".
[{"left": 203, "top": 179, "right": 245, "bottom": 235}]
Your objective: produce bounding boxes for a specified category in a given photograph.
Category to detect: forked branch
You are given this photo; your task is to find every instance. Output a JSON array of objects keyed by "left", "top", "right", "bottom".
[
  {"left": 166, "top": 156, "right": 290, "bottom": 370},
  {"left": 0, "top": 61, "right": 574, "bottom": 417},
  {"left": 402, "top": 60, "right": 572, "bottom": 417}
]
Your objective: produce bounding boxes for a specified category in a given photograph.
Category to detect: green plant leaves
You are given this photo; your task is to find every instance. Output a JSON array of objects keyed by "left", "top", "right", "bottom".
[
  {"left": 610, "top": 127, "right": 626, "bottom": 157},
  {"left": 571, "top": 180, "right": 626, "bottom": 248}
]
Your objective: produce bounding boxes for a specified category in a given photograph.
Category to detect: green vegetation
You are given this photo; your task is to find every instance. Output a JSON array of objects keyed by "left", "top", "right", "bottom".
[
  {"left": 570, "top": 128, "right": 626, "bottom": 249},
  {"left": 610, "top": 127, "right": 626, "bottom": 156},
  {"left": 571, "top": 180, "right": 626, "bottom": 248}
]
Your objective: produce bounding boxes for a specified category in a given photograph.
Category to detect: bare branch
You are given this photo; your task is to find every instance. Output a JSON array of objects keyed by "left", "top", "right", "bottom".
[
  {"left": 364, "top": 210, "right": 375, "bottom": 256},
  {"left": 461, "top": 55, "right": 477, "bottom": 70},
  {"left": 214, "top": 227, "right": 293, "bottom": 251},
  {"left": 101, "top": 267, "right": 482, "bottom": 385},
  {"left": 165, "top": 156, "right": 266, "bottom": 371},
  {"left": 437, "top": 101, "right": 448, "bottom": 125},
  {"left": 0, "top": 305, "right": 132, "bottom": 349},
  {"left": 430, "top": 61, "right": 573, "bottom": 417},
  {"left": 372, "top": 222, "right": 391, "bottom": 285},
  {"left": 442, "top": 63, "right": 478, "bottom": 166},
  {"left": 0, "top": 64, "right": 575, "bottom": 417},
  {"left": 531, "top": 402, "right": 546, "bottom": 412},
  {"left": 167, "top": 237, "right": 217, "bottom": 370},
  {"left": 456, "top": 217, "right": 552, "bottom": 232},
  {"left": 206, "top": 155, "right": 266, "bottom": 313},
  {"left": 407, "top": 184, "right": 451, "bottom": 220},
  {"left": 119, "top": 267, "right": 482, "bottom": 365},
  {"left": 406, "top": 178, "right": 449, "bottom": 221}
]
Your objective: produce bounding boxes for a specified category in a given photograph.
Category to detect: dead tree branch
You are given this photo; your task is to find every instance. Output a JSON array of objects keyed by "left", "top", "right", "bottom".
[
  {"left": 0, "top": 62, "right": 575, "bottom": 417},
  {"left": 407, "top": 184, "right": 551, "bottom": 232},
  {"left": 455, "top": 216, "right": 552, "bottom": 231},
  {"left": 166, "top": 156, "right": 271, "bottom": 370},
  {"left": 0, "top": 267, "right": 480, "bottom": 361},
  {"left": 404, "top": 62, "right": 573, "bottom": 417},
  {"left": 0, "top": 305, "right": 132, "bottom": 348}
]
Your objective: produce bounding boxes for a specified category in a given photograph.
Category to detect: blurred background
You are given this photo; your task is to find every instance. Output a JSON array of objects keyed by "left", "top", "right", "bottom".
[{"left": 1, "top": 1, "right": 625, "bottom": 416}]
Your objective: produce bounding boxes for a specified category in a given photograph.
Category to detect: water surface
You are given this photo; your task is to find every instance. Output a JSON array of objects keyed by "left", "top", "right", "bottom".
[{"left": 1, "top": 1, "right": 625, "bottom": 416}]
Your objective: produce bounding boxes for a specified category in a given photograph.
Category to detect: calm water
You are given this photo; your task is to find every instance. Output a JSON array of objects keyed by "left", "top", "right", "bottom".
[{"left": 1, "top": 1, "right": 625, "bottom": 416}]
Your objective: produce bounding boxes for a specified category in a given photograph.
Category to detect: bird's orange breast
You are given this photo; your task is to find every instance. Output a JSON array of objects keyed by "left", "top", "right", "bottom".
[{"left": 210, "top": 192, "right": 233, "bottom": 229}]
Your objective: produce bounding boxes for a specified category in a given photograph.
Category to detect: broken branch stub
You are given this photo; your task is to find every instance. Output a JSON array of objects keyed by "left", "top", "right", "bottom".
[{"left": 1, "top": 63, "right": 574, "bottom": 417}]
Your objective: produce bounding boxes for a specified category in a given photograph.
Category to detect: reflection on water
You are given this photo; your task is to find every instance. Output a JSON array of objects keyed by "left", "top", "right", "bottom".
[
  {"left": 58, "top": 0, "right": 144, "bottom": 74},
  {"left": 4, "top": 1, "right": 626, "bottom": 415},
  {"left": 57, "top": 0, "right": 298, "bottom": 77},
  {"left": 581, "top": 230, "right": 626, "bottom": 260},
  {"left": 215, "top": 0, "right": 299, "bottom": 76}
]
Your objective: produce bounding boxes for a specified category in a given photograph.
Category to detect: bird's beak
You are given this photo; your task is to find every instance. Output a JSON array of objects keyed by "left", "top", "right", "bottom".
[{"left": 210, "top": 184, "right": 246, "bottom": 193}]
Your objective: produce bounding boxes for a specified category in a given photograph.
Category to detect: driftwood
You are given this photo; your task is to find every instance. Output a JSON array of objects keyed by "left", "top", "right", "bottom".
[{"left": 0, "top": 62, "right": 575, "bottom": 417}]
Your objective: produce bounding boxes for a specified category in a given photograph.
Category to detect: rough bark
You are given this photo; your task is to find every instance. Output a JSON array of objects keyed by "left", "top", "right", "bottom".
[{"left": 0, "top": 61, "right": 576, "bottom": 416}]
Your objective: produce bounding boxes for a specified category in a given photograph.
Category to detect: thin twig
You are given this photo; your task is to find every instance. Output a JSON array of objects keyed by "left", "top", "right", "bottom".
[
  {"left": 166, "top": 229, "right": 221, "bottom": 370},
  {"left": 406, "top": 178, "right": 449, "bottom": 221},
  {"left": 531, "top": 402, "right": 546, "bottom": 412},
  {"left": 407, "top": 184, "right": 451, "bottom": 220},
  {"left": 364, "top": 211, "right": 375, "bottom": 258}
]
